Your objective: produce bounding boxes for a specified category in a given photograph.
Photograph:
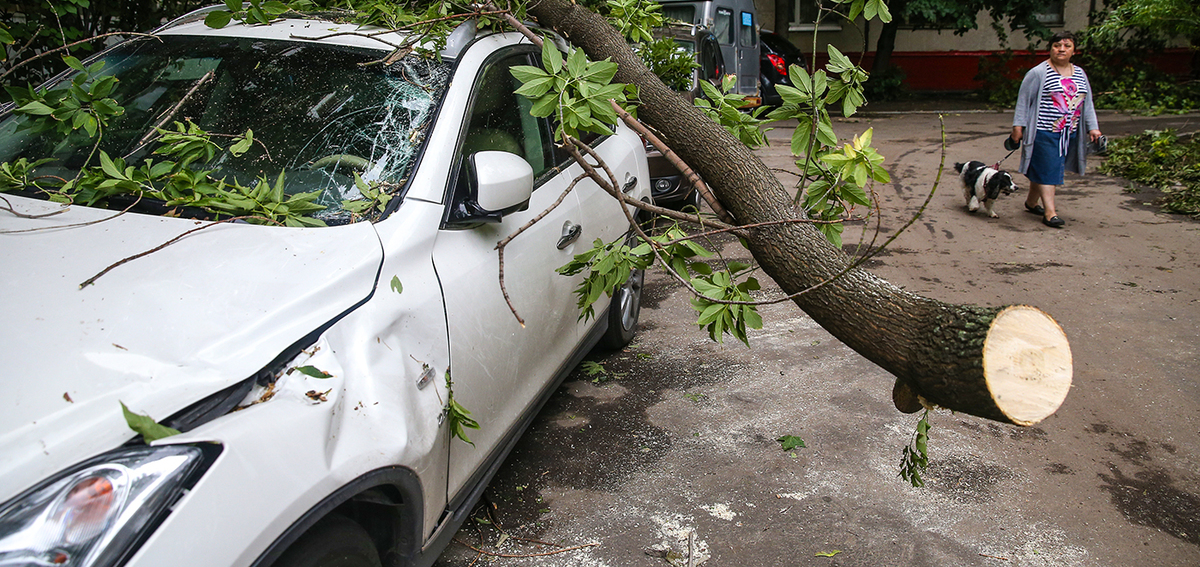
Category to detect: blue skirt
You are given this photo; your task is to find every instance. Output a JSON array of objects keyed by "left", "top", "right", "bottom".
[{"left": 1026, "top": 129, "right": 1077, "bottom": 186}]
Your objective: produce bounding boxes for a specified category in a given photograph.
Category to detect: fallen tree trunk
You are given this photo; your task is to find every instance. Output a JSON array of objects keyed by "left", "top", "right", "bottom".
[{"left": 527, "top": 0, "right": 1071, "bottom": 425}]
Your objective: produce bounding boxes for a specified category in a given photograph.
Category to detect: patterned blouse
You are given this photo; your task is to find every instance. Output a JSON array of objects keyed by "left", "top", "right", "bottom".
[{"left": 1035, "top": 62, "right": 1088, "bottom": 155}]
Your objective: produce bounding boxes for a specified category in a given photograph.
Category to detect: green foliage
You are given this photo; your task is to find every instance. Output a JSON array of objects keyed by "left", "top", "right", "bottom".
[
  {"left": 0, "top": 158, "right": 52, "bottom": 192},
  {"left": 898, "top": 408, "right": 931, "bottom": 487},
  {"left": 634, "top": 36, "right": 700, "bottom": 93},
  {"left": 767, "top": 55, "right": 888, "bottom": 247},
  {"left": 7, "top": 56, "right": 124, "bottom": 138},
  {"left": 1099, "top": 129, "right": 1200, "bottom": 216},
  {"left": 580, "top": 360, "right": 623, "bottom": 383},
  {"left": 205, "top": 0, "right": 291, "bottom": 28},
  {"left": 294, "top": 365, "right": 332, "bottom": 378},
  {"left": 120, "top": 401, "right": 181, "bottom": 443},
  {"left": 900, "top": 0, "right": 1051, "bottom": 44},
  {"left": 862, "top": 65, "right": 906, "bottom": 102},
  {"left": 557, "top": 236, "right": 655, "bottom": 322},
  {"left": 154, "top": 120, "right": 251, "bottom": 168},
  {"left": 605, "top": 0, "right": 663, "bottom": 43},
  {"left": 834, "top": 0, "right": 892, "bottom": 22},
  {"left": 973, "top": 50, "right": 1023, "bottom": 107},
  {"left": 341, "top": 172, "right": 394, "bottom": 220},
  {"left": 689, "top": 260, "right": 763, "bottom": 346},
  {"left": 510, "top": 39, "right": 631, "bottom": 141},
  {"left": 445, "top": 371, "right": 480, "bottom": 446},
  {"left": 694, "top": 75, "right": 771, "bottom": 149},
  {"left": 390, "top": 275, "right": 404, "bottom": 294},
  {"left": 777, "top": 435, "right": 806, "bottom": 450},
  {"left": 1092, "top": 0, "right": 1200, "bottom": 45}
]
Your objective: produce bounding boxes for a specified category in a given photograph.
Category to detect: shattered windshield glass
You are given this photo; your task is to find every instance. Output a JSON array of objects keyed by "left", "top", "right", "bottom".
[{"left": 0, "top": 35, "right": 451, "bottom": 226}]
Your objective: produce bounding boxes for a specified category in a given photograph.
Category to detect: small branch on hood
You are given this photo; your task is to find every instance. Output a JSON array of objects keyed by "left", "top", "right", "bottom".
[{"left": 79, "top": 215, "right": 282, "bottom": 289}]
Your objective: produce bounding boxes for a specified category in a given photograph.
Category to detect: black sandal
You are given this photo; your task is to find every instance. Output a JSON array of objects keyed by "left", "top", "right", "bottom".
[{"left": 1025, "top": 203, "right": 1045, "bottom": 215}]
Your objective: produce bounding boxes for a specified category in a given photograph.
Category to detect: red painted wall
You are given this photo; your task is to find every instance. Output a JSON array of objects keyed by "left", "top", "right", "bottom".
[{"left": 810, "top": 49, "right": 1194, "bottom": 92}]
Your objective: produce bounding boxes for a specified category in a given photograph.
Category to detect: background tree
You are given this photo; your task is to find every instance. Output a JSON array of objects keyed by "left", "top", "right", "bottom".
[
  {"left": 1092, "top": 0, "right": 1199, "bottom": 78},
  {"left": 2, "top": 0, "right": 208, "bottom": 87}
]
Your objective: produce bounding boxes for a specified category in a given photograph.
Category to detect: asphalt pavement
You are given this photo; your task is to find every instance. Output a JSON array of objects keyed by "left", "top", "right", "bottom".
[{"left": 435, "top": 105, "right": 1200, "bottom": 567}]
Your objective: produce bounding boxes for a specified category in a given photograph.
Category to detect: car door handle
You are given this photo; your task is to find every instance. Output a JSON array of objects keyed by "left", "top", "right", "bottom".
[
  {"left": 557, "top": 221, "right": 582, "bottom": 249},
  {"left": 622, "top": 176, "right": 638, "bottom": 194}
]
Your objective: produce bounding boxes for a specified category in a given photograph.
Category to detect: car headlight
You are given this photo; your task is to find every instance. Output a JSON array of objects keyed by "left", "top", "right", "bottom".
[{"left": 0, "top": 444, "right": 218, "bottom": 567}]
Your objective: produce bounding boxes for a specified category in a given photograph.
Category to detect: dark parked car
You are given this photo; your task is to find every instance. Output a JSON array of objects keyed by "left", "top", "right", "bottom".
[
  {"left": 759, "top": 30, "right": 806, "bottom": 107},
  {"left": 645, "top": 25, "right": 726, "bottom": 209}
]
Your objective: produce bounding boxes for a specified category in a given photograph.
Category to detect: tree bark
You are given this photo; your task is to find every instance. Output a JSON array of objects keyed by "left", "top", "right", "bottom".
[
  {"left": 526, "top": 0, "right": 1072, "bottom": 425},
  {"left": 870, "top": 0, "right": 906, "bottom": 75}
]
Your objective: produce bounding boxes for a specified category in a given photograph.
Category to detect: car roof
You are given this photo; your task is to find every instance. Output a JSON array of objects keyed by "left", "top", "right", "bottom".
[{"left": 154, "top": 9, "right": 543, "bottom": 62}]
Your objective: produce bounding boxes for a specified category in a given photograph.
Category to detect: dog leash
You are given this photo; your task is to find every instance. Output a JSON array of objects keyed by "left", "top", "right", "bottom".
[{"left": 991, "top": 147, "right": 1018, "bottom": 171}]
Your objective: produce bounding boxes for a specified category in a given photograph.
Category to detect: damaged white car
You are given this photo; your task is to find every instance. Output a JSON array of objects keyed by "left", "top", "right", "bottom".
[{"left": 0, "top": 8, "right": 649, "bottom": 567}]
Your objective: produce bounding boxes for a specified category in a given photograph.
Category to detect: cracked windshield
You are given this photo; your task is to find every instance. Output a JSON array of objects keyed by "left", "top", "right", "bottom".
[{"left": 0, "top": 35, "right": 451, "bottom": 226}]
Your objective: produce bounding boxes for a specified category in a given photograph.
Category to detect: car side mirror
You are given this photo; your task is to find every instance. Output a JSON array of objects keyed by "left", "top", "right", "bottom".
[
  {"left": 443, "top": 151, "right": 534, "bottom": 229},
  {"left": 472, "top": 151, "right": 533, "bottom": 214}
]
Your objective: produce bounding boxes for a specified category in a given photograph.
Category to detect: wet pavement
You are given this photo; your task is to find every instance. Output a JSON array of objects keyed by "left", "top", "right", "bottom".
[{"left": 435, "top": 106, "right": 1200, "bottom": 566}]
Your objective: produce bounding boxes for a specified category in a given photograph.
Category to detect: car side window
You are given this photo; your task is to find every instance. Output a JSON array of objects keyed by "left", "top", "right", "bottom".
[
  {"left": 459, "top": 52, "right": 555, "bottom": 179},
  {"left": 738, "top": 11, "right": 757, "bottom": 48},
  {"left": 443, "top": 50, "right": 557, "bottom": 228}
]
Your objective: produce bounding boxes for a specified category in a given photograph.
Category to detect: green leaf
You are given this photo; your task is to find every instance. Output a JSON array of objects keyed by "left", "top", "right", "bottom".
[
  {"left": 63, "top": 55, "right": 84, "bottom": 71},
  {"left": 390, "top": 275, "right": 403, "bottom": 294},
  {"left": 16, "top": 101, "right": 55, "bottom": 116},
  {"left": 204, "top": 10, "right": 233, "bottom": 29},
  {"left": 777, "top": 435, "right": 806, "bottom": 450},
  {"left": 98, "top": 151, "right": 125, "bottom": 180},
  {"left": 541, "top": 38, "right": 563, "bottom": 74},
  {"left": 868, "top": 0, "right": 891, "bottom": 22},
  {"left": 294, "top": 365, "right": 332, "bottom": 378},
  {"left": 91, "top": 97, "right": 121, "bottom": 116},
  {"left": 696, "top": 302, "right": 726, "bottom": 326},
  {"left": 229, "top": 129, "right": 253, "bottom": 156},
  {"left": 566, "top": 47, "right": 588, "bottom": 78},
  {"left": 510, "top": 64, "right": 549, "bottom": 83},
  {"left": 514, "top": 76, "right": 555, "bottom": 98},
  {"left": 120, "top": 402, "right": 181, "bottom": 443},
  {"left": 815, "top": 550, "right": 842, "bottom": 557}
]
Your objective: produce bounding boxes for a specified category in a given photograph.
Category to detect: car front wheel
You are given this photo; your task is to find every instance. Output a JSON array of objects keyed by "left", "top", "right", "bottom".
[{"left": 271, "top": 514, "right": 382, "bottom": 567}]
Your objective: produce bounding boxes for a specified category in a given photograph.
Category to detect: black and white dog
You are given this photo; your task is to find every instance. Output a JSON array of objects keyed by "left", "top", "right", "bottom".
[{"left": 954, "top": 161, "right": 1017, "bottom": 218}]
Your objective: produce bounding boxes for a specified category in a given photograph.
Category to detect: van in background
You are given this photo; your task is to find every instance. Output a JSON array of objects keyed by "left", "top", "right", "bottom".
[{"left": 659, "top": 0, "right": 760, "bottom": 106}]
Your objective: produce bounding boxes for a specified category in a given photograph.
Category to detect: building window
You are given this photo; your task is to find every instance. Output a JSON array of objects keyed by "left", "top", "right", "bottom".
[
  {"left": 790, "top": 0, "right": 842, "bottom": 32},
  {"left": 1034, "top": 1, "right": 1065, "bottom": 26}
]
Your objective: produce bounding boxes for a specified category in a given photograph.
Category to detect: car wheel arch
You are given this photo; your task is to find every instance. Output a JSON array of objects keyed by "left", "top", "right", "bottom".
[{"left": 252, "top": 467, "right": 425, "bottom": 567}]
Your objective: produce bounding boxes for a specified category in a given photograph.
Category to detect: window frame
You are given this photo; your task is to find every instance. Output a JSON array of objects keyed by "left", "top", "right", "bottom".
[{"left": 790, "top": 0, "right": 842, "bottom": 32}]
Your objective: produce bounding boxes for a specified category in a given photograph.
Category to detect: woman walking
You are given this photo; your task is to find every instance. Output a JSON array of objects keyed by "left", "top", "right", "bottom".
[{"left": 1010, "top": 30, "right": 1103, "bottom": 228}]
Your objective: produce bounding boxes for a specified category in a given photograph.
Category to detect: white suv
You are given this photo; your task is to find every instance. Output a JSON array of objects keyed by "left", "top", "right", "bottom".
[{"left": 0, "top": 8, "right": 649, "bottom": 567}]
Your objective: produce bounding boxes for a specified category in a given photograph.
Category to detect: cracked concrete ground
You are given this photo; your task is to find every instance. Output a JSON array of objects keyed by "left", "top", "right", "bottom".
[{"left": 435, "top": 107, "right": 1200, "bottom": 567}]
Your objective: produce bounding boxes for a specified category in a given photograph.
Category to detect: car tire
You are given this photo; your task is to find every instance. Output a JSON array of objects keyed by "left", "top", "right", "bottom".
[
  {"left": 682, "top": 187, "right": 703, "bottom": 214},
  {"left": 601, "top": 265, "right": 644, "bottom": 350},
  {"left": 271, "top": 514, "right": 382, "bottom": 567}
]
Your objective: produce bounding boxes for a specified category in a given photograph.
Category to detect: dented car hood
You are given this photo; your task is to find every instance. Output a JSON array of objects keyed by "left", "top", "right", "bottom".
[{"left": 0, "top": 197, "right": 383, "bottom": 500}]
